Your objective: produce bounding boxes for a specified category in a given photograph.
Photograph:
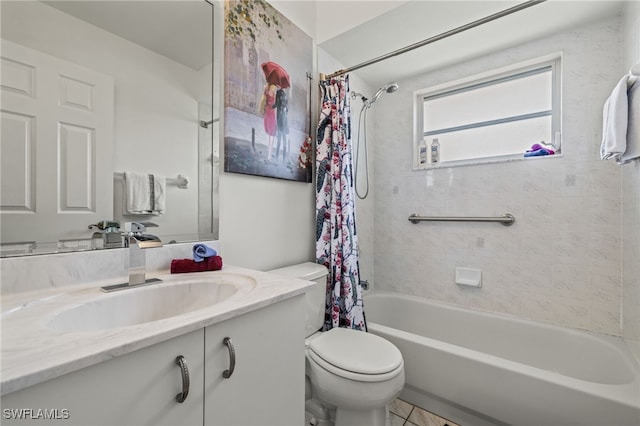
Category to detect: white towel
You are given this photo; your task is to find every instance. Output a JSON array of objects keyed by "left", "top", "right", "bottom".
[
  {"left": 619, "top": 78, "right": 640, "bottom": 164},
  {"left": 600, "top": 75, "right": 629, "bottom": 161},
  {"left": 124, "top": 172, "right": 166, "bottom": 215}
]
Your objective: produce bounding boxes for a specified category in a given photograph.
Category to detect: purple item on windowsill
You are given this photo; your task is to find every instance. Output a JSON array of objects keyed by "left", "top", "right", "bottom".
[
  {"left": 525, "top": 143, "right": 554, "bottom": 157},
  {"left": 524, "top": 149, "right": 550, "bottom": 157}
]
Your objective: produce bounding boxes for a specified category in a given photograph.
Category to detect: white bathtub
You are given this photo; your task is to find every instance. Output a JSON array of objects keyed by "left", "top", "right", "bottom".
[{"left": 365, "top": 292, "right": 640, "bottom": 426}]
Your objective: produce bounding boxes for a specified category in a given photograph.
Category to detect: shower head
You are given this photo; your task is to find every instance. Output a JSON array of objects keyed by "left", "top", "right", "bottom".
[
  {"left": 368, "top": 82, "right": 399, "bottom": 105},
  {"left": 384, "top": 82, "right": 399, "bottom": 93}
]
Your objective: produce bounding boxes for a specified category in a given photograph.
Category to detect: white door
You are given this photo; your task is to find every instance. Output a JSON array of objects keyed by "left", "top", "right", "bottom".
[{"left": 1, "top": 40, "right": 114, "bottom": 245}]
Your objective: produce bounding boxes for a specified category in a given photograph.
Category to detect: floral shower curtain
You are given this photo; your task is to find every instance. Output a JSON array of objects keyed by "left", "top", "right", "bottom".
[{"left": 315, "top": 75, "right": 366, "bottom": 332}]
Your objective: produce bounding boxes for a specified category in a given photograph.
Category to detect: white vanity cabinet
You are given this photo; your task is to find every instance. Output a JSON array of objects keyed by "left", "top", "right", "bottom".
[
  {"left": 2, "top": 295, "right": 307, "bottom": 426},
  {"left": 1, "top": 329, "right": 205, "bottom": 426},
  {"left": 204, "top": 295, "right": 306, "bottom": 426}
]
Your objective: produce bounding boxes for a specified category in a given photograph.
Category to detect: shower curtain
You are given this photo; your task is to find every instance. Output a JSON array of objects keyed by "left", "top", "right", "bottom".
[{"left": 315, "top": 75, "right": 366, "bottom": 332}]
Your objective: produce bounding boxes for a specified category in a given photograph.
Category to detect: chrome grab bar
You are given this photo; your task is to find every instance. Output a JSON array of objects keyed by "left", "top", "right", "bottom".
[{"left": 408, "top": 213, "right": 515, "bottom": 226}]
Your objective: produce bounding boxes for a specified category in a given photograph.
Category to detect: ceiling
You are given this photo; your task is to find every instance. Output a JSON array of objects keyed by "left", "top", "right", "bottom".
[
  {"left": 313, "top": 0, "right": 411, "bottom": 43},
  {"left": 319, "top": 0, "right": 626, "bottom": 87},
  {"left": 42, "top": 0, "right": 626, "bottom": 84},
  {"left": 43, "top": 1, "right": 212, "bottom": 70}
]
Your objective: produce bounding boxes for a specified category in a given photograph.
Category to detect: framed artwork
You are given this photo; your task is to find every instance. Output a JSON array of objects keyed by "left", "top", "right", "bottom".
[{"left": 223, "top": 0, "right": 313, "bottom": 182}]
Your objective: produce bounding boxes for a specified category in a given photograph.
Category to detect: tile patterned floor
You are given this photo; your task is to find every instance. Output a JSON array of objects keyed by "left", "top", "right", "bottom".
[{"left": 389, "top": 398, "right": 460, "bottom": 426}]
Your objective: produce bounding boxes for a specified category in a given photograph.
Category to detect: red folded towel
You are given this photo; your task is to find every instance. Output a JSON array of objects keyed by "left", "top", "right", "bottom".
[{"left": 171, "top": 256, "right": 223, "bottom": 274}]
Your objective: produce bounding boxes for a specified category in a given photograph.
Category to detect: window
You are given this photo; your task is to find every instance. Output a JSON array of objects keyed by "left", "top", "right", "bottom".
[{"left": 414, "top": 55, "right": 561, "bottom": 168}]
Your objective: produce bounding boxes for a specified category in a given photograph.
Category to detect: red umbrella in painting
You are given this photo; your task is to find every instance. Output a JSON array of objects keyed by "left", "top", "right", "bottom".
[{"left": 261, "top": 61, "right": 290, "bottom": 89}]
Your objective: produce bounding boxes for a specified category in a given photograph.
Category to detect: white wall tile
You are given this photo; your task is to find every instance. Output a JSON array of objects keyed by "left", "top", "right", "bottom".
[
  {"left": 620, "top": 0, "right": 640, "bottom": 360},
  {"left": 366, "top": 15, "right": 631, "bottom": 336}
]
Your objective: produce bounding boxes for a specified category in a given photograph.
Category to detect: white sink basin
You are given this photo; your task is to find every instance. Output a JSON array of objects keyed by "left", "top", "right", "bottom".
[{"left": 48, "top": 275, "right": 256, "bottom": 332}]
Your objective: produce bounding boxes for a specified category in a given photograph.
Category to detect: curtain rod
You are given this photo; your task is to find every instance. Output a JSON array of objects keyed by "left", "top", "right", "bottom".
[{"left": 326, "top": 0, "right": 547, "bottom": 79}]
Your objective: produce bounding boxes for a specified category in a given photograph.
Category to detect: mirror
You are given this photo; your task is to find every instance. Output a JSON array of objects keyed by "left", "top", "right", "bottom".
[{"left": 0, "top": 0, "right": 219, "bottom": 257}]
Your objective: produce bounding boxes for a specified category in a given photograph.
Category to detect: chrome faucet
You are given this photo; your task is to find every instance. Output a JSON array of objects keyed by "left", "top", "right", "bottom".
[{"left": 101, "top": 222, "right": 163, "bottom": 292}]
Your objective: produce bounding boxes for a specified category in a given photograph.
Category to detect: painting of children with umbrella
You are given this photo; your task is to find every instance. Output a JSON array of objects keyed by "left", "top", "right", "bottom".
[{"left": 223, "top": 0, "right": 313, "bottom": 182}]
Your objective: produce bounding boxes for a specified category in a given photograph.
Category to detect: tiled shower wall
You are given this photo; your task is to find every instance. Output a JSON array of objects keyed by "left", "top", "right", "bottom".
[
  {"left": 621, "top": 1, "right": 640, "bottom": 359},
  {"left": 371, "top": 15, "right": 629, "bottom": 336}
]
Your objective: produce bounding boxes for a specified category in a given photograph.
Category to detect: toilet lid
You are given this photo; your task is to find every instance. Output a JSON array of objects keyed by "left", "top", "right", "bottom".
[{"left": 308, "top": 328, "right": 402, "bottom": 375}]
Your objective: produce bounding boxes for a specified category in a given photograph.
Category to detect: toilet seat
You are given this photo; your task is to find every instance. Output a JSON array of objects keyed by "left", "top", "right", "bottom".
[{"left": 307, "top": 328, "right": 403, "bottom": 382}]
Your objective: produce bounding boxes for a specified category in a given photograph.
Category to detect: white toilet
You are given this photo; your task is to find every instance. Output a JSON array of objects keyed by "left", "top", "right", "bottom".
[{"left": 269, "top": 263, "right": 405, "bottom": 426}]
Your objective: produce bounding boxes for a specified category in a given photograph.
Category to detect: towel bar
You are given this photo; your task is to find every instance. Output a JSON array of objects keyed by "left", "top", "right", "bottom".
[
  {"left": 114, "top": 173, "right": 189, "bottom": 189},
  {"left": 408, "top": 213, "right": 515, "bottom": 226},
  {"left": 200, "top": 117, "right": 220, "bottom": 129}
]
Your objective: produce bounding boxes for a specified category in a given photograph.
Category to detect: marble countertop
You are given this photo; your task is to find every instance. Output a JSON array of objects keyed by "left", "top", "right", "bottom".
[{"left": 1, "top": 265, "right": 313, "bottom": 395}]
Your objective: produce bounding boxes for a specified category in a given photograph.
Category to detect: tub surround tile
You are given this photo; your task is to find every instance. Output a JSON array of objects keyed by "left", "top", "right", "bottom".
[
  {"left": 519, "top": 230, "right": 554, "bottom": 259},
  {"left": 620, "top": 0, "right": 639, "bottom": 362},
  {"left": 589, "top": 304, "right": 624, "bottom": 336},
  {"left": 552, "top": 230, "right": 590, "bottom": 264},
  {"left": 519, "top": 291, "right": 592, "bottom": 330},
  {"left": 622, "top": 161, "right": 640, "bottom": 360},
  {"left": 588, "top": 195, "right": 622, "bottom": 233},
  {"left": 465, "top": 287, "right": 522, "bottom": 318},
  {"left": 366, "top": 14, "right": 630, "bottom": 338},
  {"left": 587, "top": 231, "right": 623, "bottom": 272},
  {"left": 550, "top": 262, "right": 591, "bottom": 299},
  {"left": 520, "top": 192, "right": 554, "bottom": 230}
]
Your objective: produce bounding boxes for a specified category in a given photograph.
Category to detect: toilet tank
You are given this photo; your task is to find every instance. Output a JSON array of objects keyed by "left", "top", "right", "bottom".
[{"left": 268, "top": 262, "right": 328, "bottom": 337}]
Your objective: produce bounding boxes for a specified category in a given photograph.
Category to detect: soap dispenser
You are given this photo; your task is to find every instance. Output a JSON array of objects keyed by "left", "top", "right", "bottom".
[
  {"left": 431, "top": 138, "right": 440, "bottom": 163},
  {"left": 418, "top": 138, "right": 428, "bottom": 167}
]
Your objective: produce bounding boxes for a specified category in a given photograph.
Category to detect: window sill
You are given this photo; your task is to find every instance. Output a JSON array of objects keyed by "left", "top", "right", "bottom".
[{"left": 414, "top": 152, "right": 563, "bottom": 170}]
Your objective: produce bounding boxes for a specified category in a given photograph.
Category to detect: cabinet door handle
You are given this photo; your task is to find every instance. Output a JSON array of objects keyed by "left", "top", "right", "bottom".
[
  {"left": 175, "top": 355, "right": 190, "bottom": 403},
  {"left": 222, "top": 337, "right": 235, "bottom": 379}
]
